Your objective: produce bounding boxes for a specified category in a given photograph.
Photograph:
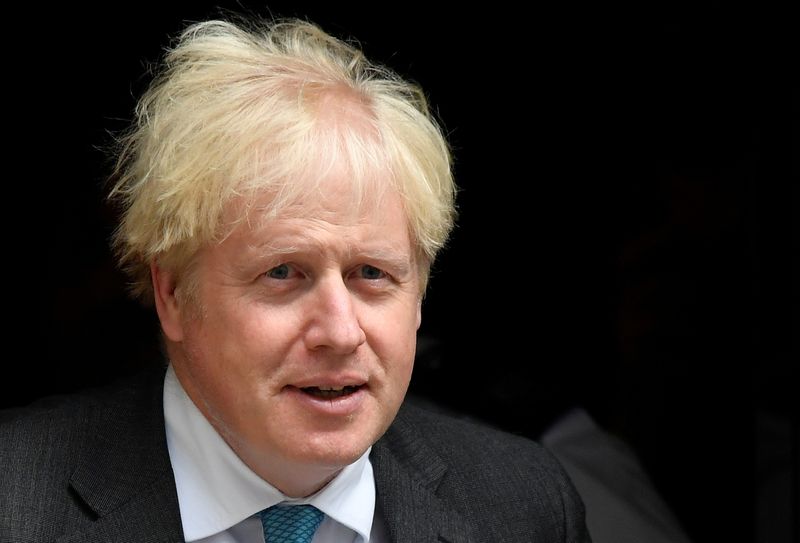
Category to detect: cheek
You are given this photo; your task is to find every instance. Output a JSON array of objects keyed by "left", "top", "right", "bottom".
[
  {"left": 178, "top": 307, "right": 268, "bottom": 393},
  {"left": 179, "top": 314, "right": 279, "bottom": 422},
  {"left": 386, "top": 335, "right": 416, "bottom": 412},
  {"left": 195, "top": 300, "right": 293, "bottom": 355},
  {"left": 369, "top": 311, "right": 418, "bottom": 376}
]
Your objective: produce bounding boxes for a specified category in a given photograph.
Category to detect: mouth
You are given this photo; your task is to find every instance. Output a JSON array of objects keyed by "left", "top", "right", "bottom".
[{"left": 299, "top": 385, "right": 363, "bottom": 400}]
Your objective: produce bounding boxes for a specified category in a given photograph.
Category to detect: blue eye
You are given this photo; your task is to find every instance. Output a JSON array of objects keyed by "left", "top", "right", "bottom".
[
  {"left": 266, "top": 264, "right": 290, "bottom": 279},
  {"left": 360, "top": 265, "right": 385, "bottom": 280}
]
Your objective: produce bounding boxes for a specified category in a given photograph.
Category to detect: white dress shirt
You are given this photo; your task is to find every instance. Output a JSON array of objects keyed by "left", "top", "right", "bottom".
[{"left": 163, "top": 365, "right": 388, "bottom": 543}]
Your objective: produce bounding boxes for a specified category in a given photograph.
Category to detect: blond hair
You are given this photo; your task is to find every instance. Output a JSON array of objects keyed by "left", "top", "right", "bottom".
[{"left": 109, "top": 17, "right": 456, "bottom": 303}]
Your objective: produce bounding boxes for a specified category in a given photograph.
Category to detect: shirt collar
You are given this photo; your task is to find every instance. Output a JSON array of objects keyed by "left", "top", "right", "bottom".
[{"left": 163, "top": 364, "right": 375, "bottom": 541}]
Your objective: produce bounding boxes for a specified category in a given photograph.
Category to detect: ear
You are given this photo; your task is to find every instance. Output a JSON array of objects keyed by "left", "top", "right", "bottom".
[
  {"left": 151, "top": 261, "right": 185, "bottom": 342},
  {"left": 416, "top": 298, "right": 422, "bottom": 330}
]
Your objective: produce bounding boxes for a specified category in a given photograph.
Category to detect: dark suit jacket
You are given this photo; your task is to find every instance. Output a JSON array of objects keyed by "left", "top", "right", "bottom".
[{"left": 1, "top": 369, "right": 590, "bottom": 542}]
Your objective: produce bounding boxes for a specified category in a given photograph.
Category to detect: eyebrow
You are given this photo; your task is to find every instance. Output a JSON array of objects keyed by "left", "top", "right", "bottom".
[
  {"left": 245, "top": 238, "right": 414, "bottom": 276},
  {"left": 355, "top": 248, "right": 413, "bottom": 276}
]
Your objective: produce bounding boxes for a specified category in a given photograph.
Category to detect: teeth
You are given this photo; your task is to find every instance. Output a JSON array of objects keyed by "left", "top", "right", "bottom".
[{"left": 300, "top": 385, "right": 360, "bottom": 398}]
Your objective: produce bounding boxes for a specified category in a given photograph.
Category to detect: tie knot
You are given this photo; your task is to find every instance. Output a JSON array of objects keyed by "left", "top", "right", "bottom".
[{"left": 260, "top": 504, "right": 325, "bottom": 543}]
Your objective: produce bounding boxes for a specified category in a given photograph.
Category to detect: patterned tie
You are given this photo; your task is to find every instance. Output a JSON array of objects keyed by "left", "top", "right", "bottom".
[{"left": 260, "top": 504, "right": 325, "bottom": 543}]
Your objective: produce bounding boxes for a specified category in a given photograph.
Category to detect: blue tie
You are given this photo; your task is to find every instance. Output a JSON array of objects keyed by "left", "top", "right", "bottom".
[{"left": 260, "top": 504, "right": 325, "bottom": 543}]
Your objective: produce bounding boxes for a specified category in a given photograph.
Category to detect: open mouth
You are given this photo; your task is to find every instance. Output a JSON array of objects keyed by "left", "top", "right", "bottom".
[{"left": 300, "top": 385, "right": 362, "bottom": 399}]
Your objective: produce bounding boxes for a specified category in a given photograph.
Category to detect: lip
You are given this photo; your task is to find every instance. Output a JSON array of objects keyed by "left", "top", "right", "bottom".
[
  {"left": 290, "top": 373, "right": 368, "bottom": 390},
  {"left": 284, "top": 384, "right": 367, "bottom": 417}
]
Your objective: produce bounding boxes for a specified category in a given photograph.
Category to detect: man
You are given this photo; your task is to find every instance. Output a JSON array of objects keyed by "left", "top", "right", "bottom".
[{"left": 1, "top": 17, "right": 590, "bottom": 542}]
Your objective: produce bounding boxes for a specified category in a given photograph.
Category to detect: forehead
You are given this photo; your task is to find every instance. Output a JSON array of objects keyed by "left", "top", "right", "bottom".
[
  {"left": 230, "top": 161, "right": 402, "bottom": 227},
  {"left": 215, "top": 178, "right": 415, "bottom": 272}
]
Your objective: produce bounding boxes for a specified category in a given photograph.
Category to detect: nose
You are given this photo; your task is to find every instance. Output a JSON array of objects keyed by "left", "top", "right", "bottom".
[{"left": 303, "top": 275, "right": 366, "bottom": 354}]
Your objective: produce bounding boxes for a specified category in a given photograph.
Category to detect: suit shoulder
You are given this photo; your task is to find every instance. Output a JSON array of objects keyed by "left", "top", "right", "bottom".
[
  {"left": 0, "top": 390, "right": 100, "bottom": 527},
  {"left": 0, "top": 369, "right": 172, "bottom": 542},
  {"left": 386, "top": 400, "right": 591, "bottom": 541},
  {"left": 394, "top": 401, "right": 582, "bottom": 496},
  {"left": 398, "top": 400, "right": 556, "bottom": 466},
  {"left": 1, "top": 392, "right": 96, "bottom": 455},
  {"left": 0, "top": 370, "right": 164, "bottom": 486}
]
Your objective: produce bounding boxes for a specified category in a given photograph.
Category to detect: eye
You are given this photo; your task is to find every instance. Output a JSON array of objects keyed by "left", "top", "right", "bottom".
[
  {"left": 266, "top": 263, "right": 291, "bottom": 279},
  {"left": 359, "top": 264, "right": 386, "bottom": 280}
]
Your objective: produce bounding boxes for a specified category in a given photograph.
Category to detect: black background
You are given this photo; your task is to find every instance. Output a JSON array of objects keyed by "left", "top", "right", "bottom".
[{"left": 3, "top": 3, "right": 796, "bottom": 542}]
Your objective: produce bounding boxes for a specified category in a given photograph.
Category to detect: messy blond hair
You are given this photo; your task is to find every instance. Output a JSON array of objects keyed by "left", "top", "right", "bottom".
[{"left": 109, "top": 17, "right": 456, "bottom": 303}]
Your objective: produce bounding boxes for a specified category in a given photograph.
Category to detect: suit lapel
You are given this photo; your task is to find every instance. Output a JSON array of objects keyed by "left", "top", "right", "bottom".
[
  {"left": 371, "top": 405, "right": 478, "bottom": 543},
  {"left": 58, "top": 369, "right": 184, "bottom": 543},
  {"left": 56, "top": 477, "right": 183, "bottom": 543}
]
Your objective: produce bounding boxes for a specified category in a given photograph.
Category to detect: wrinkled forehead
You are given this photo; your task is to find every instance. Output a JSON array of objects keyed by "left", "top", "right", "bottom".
[
  {"left": 269, "top": 170, "right": 395, "bottom": 221},
  {"left": 223, "top": 160, "right": 402, "bottom": 234}
]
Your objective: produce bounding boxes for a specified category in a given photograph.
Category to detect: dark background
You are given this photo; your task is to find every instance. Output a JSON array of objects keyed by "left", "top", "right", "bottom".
[{"left": 3, "top": 3, "right": 795, "bottom": 543}]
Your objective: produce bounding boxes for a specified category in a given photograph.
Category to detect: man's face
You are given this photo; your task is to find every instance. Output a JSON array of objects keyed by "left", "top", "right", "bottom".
[{"left": 157, "top": 176, "right": 422, "bottom": 496}]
